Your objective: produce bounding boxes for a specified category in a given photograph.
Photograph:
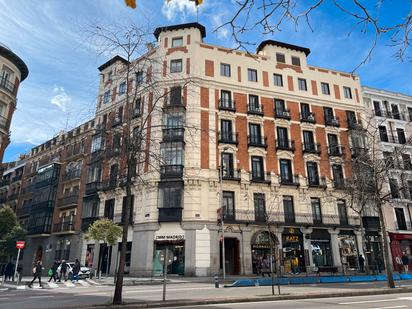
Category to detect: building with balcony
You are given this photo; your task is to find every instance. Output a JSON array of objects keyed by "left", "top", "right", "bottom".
[
  {"left": 0, "top": 43, "right": 28, "bottom": 162},
  {"left": 363, "top": 86, "right": 412, "bottom": 272},
  {"left": 0, "top": 155, "right": 27, "bottom": 211}
]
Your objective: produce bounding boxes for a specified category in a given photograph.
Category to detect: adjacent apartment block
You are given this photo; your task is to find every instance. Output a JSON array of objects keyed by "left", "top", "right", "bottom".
[
  {"left": 363, "top": 86, "right": 412, "bottom": 272},
  {"left": 0, "top": 43, "right": 28, "bottom": 162}
]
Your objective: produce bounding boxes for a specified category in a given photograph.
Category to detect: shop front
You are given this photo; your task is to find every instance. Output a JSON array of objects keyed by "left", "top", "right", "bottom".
[
  {"left": 251, "top": 231, "right": 278, "bottom": 274},
  {"left": 365, "top": 232, "right": 384, "bottom": 273},
  {"left": 153, "top": 233, "right": 185, "bottom": 276},
  {"left": 389, "top": 232, "right": 412, "bottom": 272},
  {"left": 311, "top": 229, "right": 333, "bottom": 268},
  {"left": 282, "top": 228, "right": 305, "bottom": 273},
  {"left": 338, "top": 231, "right": 359, "bottom": 270}
]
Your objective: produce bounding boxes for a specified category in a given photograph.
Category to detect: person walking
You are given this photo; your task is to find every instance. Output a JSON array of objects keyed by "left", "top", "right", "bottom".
[
  {"left": 4, "top": 262, "right": 13, "bottom": 281},
  {"left": 261, "top": 256, "right": 270, "bottom": 277},
  {"left": 358, "top": 254, "right": 365, "bottom": 272},
  {"left": 28, "top": 261, "right": 43, "bottom": 288},
  {"left": 16, "top": 264, "right": 23, "bottom": 284},
  {"left": 72, "top": 259, "right": 81, "bottom": 283},
  {"left": 59, "top": 260, "right": 68, "bottom": 282},
  {"left": 402, "top": 252, "right": 409, "bottom": 273},
  {"left": 48, "top": 260, "right": 58, "bottom": 283}
]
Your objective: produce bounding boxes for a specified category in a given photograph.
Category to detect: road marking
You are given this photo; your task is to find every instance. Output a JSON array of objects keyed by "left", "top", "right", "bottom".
[
  {"left": 370, "top": 306, "right": 407, "bottom": 309},
  {"left": 28, "top": 295, "right": 54, "bottom": 299},
  {"left": 124, "top": 287, "right": 219, "bottom": 294},
  {"left": 338, "top": 299, "right": 398, "bottom": 305}
]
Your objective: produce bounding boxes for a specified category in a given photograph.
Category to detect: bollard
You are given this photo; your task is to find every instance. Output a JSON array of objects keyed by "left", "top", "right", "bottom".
[{"left": 214, "top": 275, "right": 219, "bottom": 288}]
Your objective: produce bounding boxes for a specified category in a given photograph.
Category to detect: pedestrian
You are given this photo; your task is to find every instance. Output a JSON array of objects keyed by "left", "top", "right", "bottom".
[
  {"left": 17, "top": 264, "right": 22, "bottom": 284},
  {"left": 358, "top": 254, "right": 365, "bottom": 272},
  {"left": 261, "top": 256, "right": 270, "bottom": 277},
  {"left": 402, "top": 252, "right": 409, "bottom": 273},
  {"left": 48, "top": 260, "right": 58, "bottom": 283},
  {"left": 28, "top": 261, "right": 43, "bottom": 288},
  {"left": 72, "top": 259, "right": 81, "bottom": 283},
  {"left": 4, "top": 262, "right": 13, "bottom": 281},
  {"left": 291, "top": 256, "right": 299, "bottom": 274},
  {"left": 59, "top": 259, "right": 68, "bottom": 282}
]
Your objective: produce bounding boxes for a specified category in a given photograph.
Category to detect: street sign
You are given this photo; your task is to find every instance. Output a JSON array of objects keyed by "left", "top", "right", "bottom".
[{"left": 16, "top": 241, "right": 25, "bottom": 249}]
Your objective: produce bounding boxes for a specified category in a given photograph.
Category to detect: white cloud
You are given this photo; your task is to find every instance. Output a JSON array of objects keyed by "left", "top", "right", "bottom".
[
  {"left": 161, "top": 0, "right": 197, "bottom": 21},
  {"left": 50, "top": 86, "right": 71, "bottom": 112},
  {"left": 211, "top": 14, "right": 228, "bottom": 39}
]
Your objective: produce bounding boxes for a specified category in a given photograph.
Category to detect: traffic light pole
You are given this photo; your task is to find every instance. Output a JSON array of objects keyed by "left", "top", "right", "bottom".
[{"left": 14, "top": 248, "right": 21, "bottom": 282}]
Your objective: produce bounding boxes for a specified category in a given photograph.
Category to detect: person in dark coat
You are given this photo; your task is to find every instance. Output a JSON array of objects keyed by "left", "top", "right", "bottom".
[
  {"left": 358, "top": 254, "right": 365, "bottom": 272},
  {"left": 48, "top": 260, "right": 59, "bottom": 282},
  {"left": 28, "top": 261, "right": 43, "bottom": 288},
  {"left": 72, "top": 259, "right": 81, "bottom": 282},
  {"left": 4, "top": 262, "right": 14, "bottom": 281},
  {"left": 59, "top": 260, "right": 68, "bottom": 282},
  {"left": 402, "top": 252, "right": 409, "bottom": 273}
]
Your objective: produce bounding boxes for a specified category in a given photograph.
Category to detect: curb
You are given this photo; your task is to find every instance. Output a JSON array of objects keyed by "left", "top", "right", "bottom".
[{"left": 75, "top": 286, "right": 412, "bottom": 308}]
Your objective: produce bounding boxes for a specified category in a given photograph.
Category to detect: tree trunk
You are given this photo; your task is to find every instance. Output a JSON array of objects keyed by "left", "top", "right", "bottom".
[
  {"left": 377, "top": 201, "right": 395, "bottom": 288},
  {"left": 105, "top": 245, "right": 110, "bottom": 277}
]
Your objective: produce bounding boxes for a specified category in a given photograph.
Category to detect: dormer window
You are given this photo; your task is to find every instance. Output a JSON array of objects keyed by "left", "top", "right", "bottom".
[
  {"left": 172, "top": 37, "right": 183, "bottom": 48},
  {"left": 276, "top": 53, "right": 285, "bottom": 63},
  {"left": 291, "top": 56, "right": 301, "bottom": 66}
]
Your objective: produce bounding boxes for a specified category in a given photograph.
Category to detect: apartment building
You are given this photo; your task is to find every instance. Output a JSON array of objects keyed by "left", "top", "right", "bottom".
[
  {"left": 77, "top": 22, "right": 367, "bottom": 277},
  {"left": 12, "top": 120, "right": 95, "bottom": 273},
  {"left": 0, "top": 155, "right": 27, "bottom": 211},
  {"left": 0, "top": 43, "right": 28, "bottom": 162},
  {"left": 363, "top": 86, "right": 412, "bottom": 272}
]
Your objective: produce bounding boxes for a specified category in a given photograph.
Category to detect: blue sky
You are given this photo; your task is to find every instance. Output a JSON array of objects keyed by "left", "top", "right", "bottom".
[{"left": 0, "top": 0, "right": 411, "bottom": 162}]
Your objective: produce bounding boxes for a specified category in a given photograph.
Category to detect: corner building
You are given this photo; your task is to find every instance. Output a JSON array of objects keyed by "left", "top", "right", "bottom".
[{"left": 82, "top": 22, "right": 367, "bottom": 277}]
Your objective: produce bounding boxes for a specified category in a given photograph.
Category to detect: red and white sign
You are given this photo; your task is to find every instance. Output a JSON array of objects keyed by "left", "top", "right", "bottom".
[{"left": 16, "top": 241, "right": 25, "bottom": 249}]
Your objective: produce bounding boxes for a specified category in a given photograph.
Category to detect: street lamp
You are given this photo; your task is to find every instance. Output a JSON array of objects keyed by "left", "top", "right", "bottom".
[{"left": 219, "top": 146, "right": 229, "bottom": 282}]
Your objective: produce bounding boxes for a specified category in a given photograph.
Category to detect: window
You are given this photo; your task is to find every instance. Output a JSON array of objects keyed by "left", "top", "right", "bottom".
[
  {"left": 274, "top": 99, "right": 288, "bottom": 117},
  {"left": 395, "top": 208, "right": 407, "bottom": 230},
  {"left": 251, "top": 156, "right": 264, "bottom": 180},
  {"left": 136, "top": 71, "right": 144, "bottom": 85},
  {"left": 311, "top": 198, "right": 322, "bottom": 223},
  {"left": 332, "top": 164, "right": 344, "bottom": 186},
  {"left": 379, "top": 126, "right": 388, "bottom": 142},
  {"left": 408, "top": 107, "right": 412, "bottom": 121},
  {"left": 389, "top": 178, "right": 400, "bottom": 198},
  {"left": 391, "top": 104, "right": 400, "bottom": 119},
  {"left": 91, "top": 135, "right": 103, "bottom": 153},
  {"left": 221, "top": 153, "right": 234, "bottom": 177},
  {"left": 273, "top": 73, "right": 283, "bottom": 87},
  {"left": 112, "top": 133, "right": 121, "bottom": 150},
  {"left": 276, "top": 53, "right": 285, "bottom": 63},
  {"left": 171, "top": 37, "right": 183, "bottom": 47},
  {"left": 108, "top": 71, "right": 113, "bottom": 81},
  {"left": 300, "top": 103, "right": 311, "bottom": 119},
  {"left": 220, "top": 63, "right": 231, "bottom": 77},
  {"left": 248, "top": 68, "right": 258, "bottom": 82},
  {"left": 402, "top": 154, "right": 412, "bottom": 170},
  {"left": 343, "top": 87, "right": 352, "bottom": 99},
  {"left": 397, "top": 128, "right": 406, "bottom": 144},
  {"left": 283, "top": 196, "right": 295, "bottom": 223},
  {"left": 303, "top": 130, "right": 315, "bottom": 150},
  {"left": 291, "top": 56, "right": 301, "bottom": 66},
  {"left": 221, "top": 119, "right": 233, "bottom": 139},
  {"left": 170, "top": 59, "right": 182, "bottom": 73},
  {"left": 323, "top": 107, "right": 334, "bottom": 123},
  {"left": 373, "top": 101, "right": 382, "bottom": 116},
  {"left": 249, "top": 95, "right": 259, "bottom": 111},
  {"left": 223, "top": 191, "right": 235, "bottom": 221},
  {"left": 254, "top": 193, "right": 266, "bottom": 222},
  {"left": 119, "top": 82, "right": 126, "bottom": 95},
  {"left": 280, "top": 159, "right": 292, "bottom": 183},
  {"left": 249, "top": 123, "right": 261, "bottom": 143},
  {"left": 276, "top": 127, "right": 289, "bottom": 147},
  {"left": 104, "top": 199, "right": 115, "bottom": 220},
  {"left": 298, "top": 78, "right": 307, "bottom": 91},
  {"left": 220, "top": 90, "right": 232, "bottom": 108},
  {"left": 383, "top": 152, "right": 394, "bottom": 168},
  {"left": 337, "top": 199, "right": 348, "bottom": 225},
  {"left": 321, "top": 82, "right": 330, "bottom": 95},
  {"left": 159, "top": 183, "right": 183, "bottom": 209},
  {"left": 161, "top": 142, "right": 184, "bottom": 166},
  {"left": 346, "top": 110, "right": 357, "bottom": 128},
  {"left": 170, "top": 86, "right": 182, "bottom": 105},
  {"left": 328, "top": 134, "right": 339, "bottom": 152},
  {"left": 103, "top": 90, "right": 111, "bottom": 104},
  {"left": 307, "top": 162, "right": 319, "bottom": 186},
  {"left": 134, "top": 97, "right": 141, "bottom": 112}
]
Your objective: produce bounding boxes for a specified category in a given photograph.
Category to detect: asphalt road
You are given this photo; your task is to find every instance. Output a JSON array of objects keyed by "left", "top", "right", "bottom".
[{"left": 1, "top": 280, "right": 412, "bottom": 309}]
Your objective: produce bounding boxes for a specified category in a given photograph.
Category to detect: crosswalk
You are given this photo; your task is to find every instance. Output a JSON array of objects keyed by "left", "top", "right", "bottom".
[{"left": 15, "top": 279, "right": 102, "bottom": 290}]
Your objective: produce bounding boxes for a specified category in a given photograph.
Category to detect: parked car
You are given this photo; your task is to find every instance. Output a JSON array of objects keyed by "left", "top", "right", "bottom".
[{"left": 57, "top": 262, "right": 91, "bottom": 280}]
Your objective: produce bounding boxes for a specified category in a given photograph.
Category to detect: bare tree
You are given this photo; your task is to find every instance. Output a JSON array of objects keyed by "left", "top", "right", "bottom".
[
  {"left": 85, "top": 22, "right": 198, "bottom": 304},
  {"left": 218, "top": 1, "right": 412, "bottom": 69}
]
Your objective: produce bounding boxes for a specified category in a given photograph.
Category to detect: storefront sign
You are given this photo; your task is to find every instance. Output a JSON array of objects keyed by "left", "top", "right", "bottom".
[
  {"left": 155, "top": 234, "right": 185, "bottom": 241},
  {"left": 389, "top": 233, "right": 412, "bottom": 241},
  {"left": 285, "top": 235, "right": 299, "bottom": 242}
]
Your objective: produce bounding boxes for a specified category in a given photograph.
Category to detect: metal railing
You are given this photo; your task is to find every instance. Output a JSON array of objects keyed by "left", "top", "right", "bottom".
[
  {"left": 276, "top": 139, "right": 295, "bottom": 152},
  {"left": 300, "top": 112, "right": 316, "bottom": 123},
  {"left": 325, "top": 117, "right": 340, "bottom": 127},
  {"left": 307, "top": 176, "right": 327, "bottom": 188},
  {"left": 274, "top": 109, "right": 291, "bottom": 120},
  {"left": 53, "top": 221, "right": 75, "bottom": 233},
  {"left": 218, "top": 132, "right": 238, "bottom": 145},
  {"left": 62, "top": 169, "right": 81, "bottom": 182},
  {"left": 58, "top": 194, "right": 79, "bottom": 207},
  {"left": 160, "top": 164, "right": 184, "bottom": 179},
  {"left": 247, "top": 103, "right": 264, "bottom": 116},
  {"left": 85, "top": 181, "right": 101, "bottom": 195},
  {"left": 162, "top": 127, "right": 185, "bottom": 142},
  {"left": 248, "top": 135, "right": 267, "bottom": 148},
  {"left": 0, "top": 76, "right": 15, "bottom": 94},
  {"left": 279, "top": 174, "right": 300, "bottom": 186},
  {"left": 221, "top": 168, "right": 241, "bottom": 181},
  {"left": 328, "top": 145, "right": 345, "bottom": 157},
  {"left": 249, "top": 171, "right": 271, "bottom": 183},
  {"left": 302, "top": 142, "right": 321, "bottom": 154},
  {"left": 218, "top": 99, "right": 236, "bottom": 112}
]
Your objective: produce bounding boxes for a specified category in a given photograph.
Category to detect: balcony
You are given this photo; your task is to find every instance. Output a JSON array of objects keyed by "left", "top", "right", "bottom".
[
  {"left": 347, "top": 120, "right": 363, "bottom": 130},
  {"left": 90, "top": 149, "right": 104, "bottom": 162},
  {"left": 221, "top": 169, "right": 241, "bottom": 181},
  {"left": 218, "top": 99, "right": 236, "bottom": 112},
  {"left": 276, "top": 139, "right": 295, "bottom": 152},
  {"left": 328, "top": 145, "right": 345, "bottom": 157},
  {"left": 362, "top": 216, "right": 380, "bottom": 229},
  {"left": 274, "top": 109, "right": 291, "bottom": 120},
  {"left": 58, "top": 194, "right": 79, "bottom": 207},
  {"left": 162, "top": 128, "right": 185, "bottom": 142},
  {"left": 106, "top": 146, "right": 121, "bottom": 158},
  {"left": 132, "top": 108, "right": 141, "bottom": 118},
  {"left": 30, "top": 200, "right": 54, "bottom": 213},
  {"left": 0, "top": 76, "right": 15, "bottom": 94},
  {"left": 247, "top": 103, "right": 264, "bottom": 116},
  {"left": 81, "top": 217, "right": 99, "bottom": 231},
  {"left": 53, "top": 221, "right": 75, "bottom": 233},
  {"left": 158, "top": 207, "right": 182, "bottom": 222},
  {"left": 250, "top": 172, "right": 271, "bottom": 184},
  {"left": 384, "top": 135, "right": 406, "bottom": 145},
  {"left": 112, "top": 116, "right": 122, "bottom": 127},
  {"left": 20, "top": 184, "right": 35, "bottom": 194},
  {"left": 27, "top": 225, "right": 52, "bottom": 235},
  {"left": 160, "top": 165, "right": 184, "bottom": 179},
  {"left": 333, "top": 178, "right": 346, "bottom": 190},
  {"left": 255, "top": 212, "right": 267, "bottom": 223},
  {"left": 102, "top": 178, "right": 118, "bottom": 191},
  {"left": 248, "top": 136, "right": 267, "bottom": 148},
  {"left": 35, "top": 176, "right": 59, "bottom": 189},
  {"left": 300, "top": 112, "right": 316, "bottom": 123},
  {"left": 0, "top": 178, "right": 9, "bottom": 187},
  {"left": 279, "top": 174, "right": 300, "bottom": 186},
  {"left": 66, "top": 147, "right": 83, "bottom": 160},
  {"left": 85, "top": 181, "right": 101, "bottom": 195},
  {"left": 11, "top": 174, "right": 22, "bottom": 183},
  {"left": 302, "top": 142, "right": 321, "bottom": 154},
  {"left": 16, "top": 205, "right": 32, "bottom": 217},
  {"left": 0, "top": 115, "right": 10, "bottom": 131},
  {"left": 307, "top": 176, "right": 327, "bottom": 189},
  {"left": 325, "top": 117, "right": 340, "bottom": 127},
  {"left": 63, "top": 169, "right": 81, "bottom": 182},
  {"left": 351, "top": 147, "right": 368, "bottom": 159},
  {"left": 218, "top": 132, "right": 238, "bottom": 145}
]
